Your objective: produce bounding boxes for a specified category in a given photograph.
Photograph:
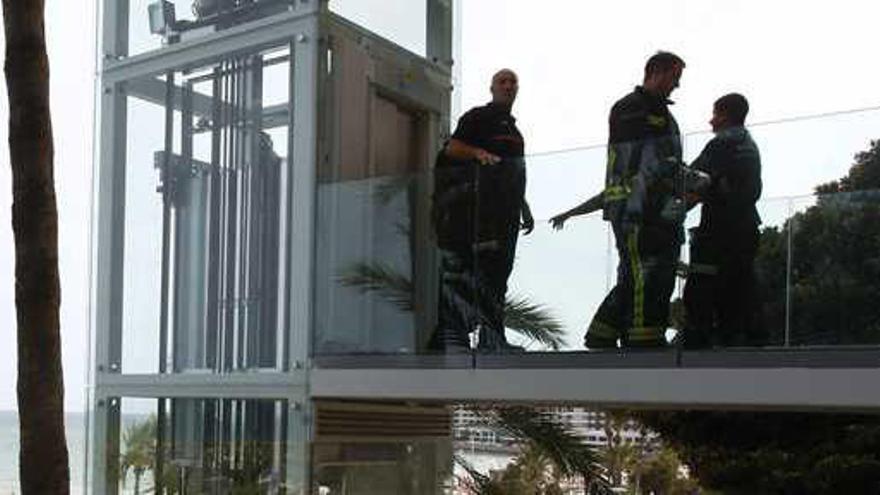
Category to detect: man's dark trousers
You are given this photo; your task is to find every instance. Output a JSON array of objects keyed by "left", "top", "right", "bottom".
[{"left": 683, "top": 228, "right": 762, "bottom": 348}]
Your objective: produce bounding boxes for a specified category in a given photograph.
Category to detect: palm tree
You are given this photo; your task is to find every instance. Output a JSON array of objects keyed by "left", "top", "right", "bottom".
[
  {"left": 454, "top": 407, "right": 612, "bottom": 494},
  {"left": 2, "top": 0, "right": 70, "bottom": 492},
  {"left": 121, "top": 416, "right": 158, "bottom": 495},
  {"left": 494, "top": 406, "right": 611, "bottom": 494},
  {"left": 484, "top": 442, "right": 565, "bottom": 495},
  {"left": 600, "top": 410, "right": 638, "bottom": 488}
]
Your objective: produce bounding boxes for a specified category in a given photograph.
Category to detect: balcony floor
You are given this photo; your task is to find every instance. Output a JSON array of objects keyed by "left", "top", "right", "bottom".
[{"left": 311, "top": 347, "right": 880, "bottom": 411}]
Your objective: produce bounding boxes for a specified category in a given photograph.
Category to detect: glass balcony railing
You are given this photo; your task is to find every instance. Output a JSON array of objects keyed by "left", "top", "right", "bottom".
[
  {"left": 312, "top": 108, "right": 880, "bottom": 359},
  {"left": 100, "top": 1, "right": 880, "bottom": 364}
]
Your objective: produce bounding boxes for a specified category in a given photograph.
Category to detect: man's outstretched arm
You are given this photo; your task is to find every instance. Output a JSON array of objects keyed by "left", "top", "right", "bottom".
[{"left": 549, "top": 191, "right": 604, "bottom": 230}]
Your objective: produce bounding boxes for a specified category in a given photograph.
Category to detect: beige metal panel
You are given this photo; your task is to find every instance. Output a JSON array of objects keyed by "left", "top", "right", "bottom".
[
  {"left": 370, "top": 94, "right": 423, "bottom": 177},
  {"left": 334, "top": 34, "right": 371, "bottom": 181}
]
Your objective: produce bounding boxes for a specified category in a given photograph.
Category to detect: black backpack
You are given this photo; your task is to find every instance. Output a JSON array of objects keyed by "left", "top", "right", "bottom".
[
  {"left": 431, "top": 148, "right": 526, "bottom": 251},
  {"left": 431, "top": 147, "right": 477, "bottom": 251}
]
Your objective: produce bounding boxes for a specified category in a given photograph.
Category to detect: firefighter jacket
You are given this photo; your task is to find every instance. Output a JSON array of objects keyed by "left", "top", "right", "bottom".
[{"left": 603, "top": 86, "right": 683, "bottom": 226}]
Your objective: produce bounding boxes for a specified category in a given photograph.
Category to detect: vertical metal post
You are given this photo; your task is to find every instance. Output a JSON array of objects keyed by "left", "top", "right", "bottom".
[
  {"left": 159, "top": 72, "right": 175, "bottom": 375},
  {"left": 105, "top": 396, "right": 122, "bottom": 495},
  {"left": 245, "top": 54, "right": 266, "bottom": 369},
  {"left": 285, "top": 398, "right": 311, "bottom": 494},
  {"left": 101, "top": 0, "right": 129, "bottom": 59},
  {"left": 281, "top": 41, "right": 297, "bottom": 372},
  {"left": 785, "top": 199, "right": 794, "bottom": 347},
  {"left": 451, "top": 0, "right": 463, "bottom": 120},
  {"left": 225, "top": 59, "right": 241, "bottom": 372},
  {"left": 425, "top": 0, "right": 454, "bottom": 353},
  {"left": 286, "top": 12, "right": 321, "bottom": 492},
  {"left": 155, "top": 398, "right": 167, "bottom": 494},
  {"left": 207, "top": 67, "right": 224, "bottom": 372},
  {"left": 426, "top": 0, "right": 453, "bottom": 69},
  {"left": 288, "top": 18, "right": 319, "bottom": 388},
  {"left": 92, "top": 1, "right": 129, "bottom": 493}
]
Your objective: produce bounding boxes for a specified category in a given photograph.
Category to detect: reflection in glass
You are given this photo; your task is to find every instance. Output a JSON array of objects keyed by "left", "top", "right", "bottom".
[
  {"left": 315, "top": 129, "right": 880, "bottom": 355},
  {"left": 313, "top": 39, "right": 438, "bottom": 354},
  {"left": 310, "top": 400, "right": 880, "bottom": 494},
  {"left": 115, "top": 398, "right": 288, "bottom": 494},
  {"left": 312, "top": 402, "right": 452, "bottom": 494}
]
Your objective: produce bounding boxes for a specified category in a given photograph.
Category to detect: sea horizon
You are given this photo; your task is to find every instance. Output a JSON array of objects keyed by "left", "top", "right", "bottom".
[{"left": 0, "top": 410, "right": 89, "bottom": 495}]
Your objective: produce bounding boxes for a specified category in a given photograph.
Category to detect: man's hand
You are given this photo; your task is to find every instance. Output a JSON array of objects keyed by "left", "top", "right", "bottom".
[
  {"left": 549, "top": 213, "right": 569, "bottom": 230},
  {"left": 474, "top": 148, "right": 501, "bottom": 166},
  {"left": 521, "top": 204, "right": 535, "bottom": 235}
]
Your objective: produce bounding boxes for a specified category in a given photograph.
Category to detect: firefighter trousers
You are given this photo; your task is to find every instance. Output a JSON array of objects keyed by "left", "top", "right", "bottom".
[{"left": 585, "top": 221, "right": 681, "bottom": 348}]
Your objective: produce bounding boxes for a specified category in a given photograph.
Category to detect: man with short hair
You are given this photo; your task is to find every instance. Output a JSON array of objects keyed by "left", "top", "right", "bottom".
[
  {"left": 430, "top": 69, "right": 534, "bottom": 353},
  {"left": 683, "top": 93, "right": 764, "bottom": 348},
  {"left": 584, "top": 51, "right": 686, "bottom": 348}
]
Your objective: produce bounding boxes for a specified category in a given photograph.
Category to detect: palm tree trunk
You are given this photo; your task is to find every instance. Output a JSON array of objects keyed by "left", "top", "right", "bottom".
[{"left": 2, "top": 0, "right": 70, "bottom": 493}]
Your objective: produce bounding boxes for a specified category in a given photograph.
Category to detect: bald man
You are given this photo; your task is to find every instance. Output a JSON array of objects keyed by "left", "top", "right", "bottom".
[{"left": 430, "top": 69, "right": 534, "bottom": 353}]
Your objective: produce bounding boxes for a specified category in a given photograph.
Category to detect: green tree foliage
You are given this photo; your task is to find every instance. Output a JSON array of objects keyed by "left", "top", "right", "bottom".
[
  {"left": 121, "top": 416, "right": 157, "bottom": 495},
  {"left": 491, "top": 443, "right": 566, "bottom": 495},
  {"left": 119, "top": 416, "right": 156, "bottom": 495},
  {"left": 600, "top": 410, "right": 638, "bottom": 488},
  {"left": 631, "top": 447, "right": 702, "bottom": 495},
  {"left": 758, "top": 139, "right": 880, "bottom": 345},
  {"left": 639, "top": 139, "right": 880, "bottom": 494},
  {"left": 639, "top": 411, "right": 880, "bottom": 494}
]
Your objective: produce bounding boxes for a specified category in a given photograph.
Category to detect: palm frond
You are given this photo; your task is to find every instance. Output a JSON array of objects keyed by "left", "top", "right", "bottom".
[
  {"left": 338, "top": 262, "right": 414, "bottom": 312},
  {"left": 453, "top": 454, "right": 498, "bottom": 495},
  {"left": 505, "top": 295, "right": 566, "bottom": 350},
  {"left": 337, "top": 262, "right": 566, "bottom": 350},
  {"left": 482, "top": 406, "right": 611, "bottom": 492}
]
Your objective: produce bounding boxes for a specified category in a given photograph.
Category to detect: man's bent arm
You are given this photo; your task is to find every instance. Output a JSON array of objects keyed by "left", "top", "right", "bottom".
[{"left": 446, "top": 139, "right": 499, "bottom": 164}]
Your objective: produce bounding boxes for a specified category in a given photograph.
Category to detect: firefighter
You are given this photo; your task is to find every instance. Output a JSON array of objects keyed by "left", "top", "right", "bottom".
[
  {"left": 683, "top": 93, "right": 764, "bottom": 349},
  {"left": 583, "top": 51, "right": 686, "bottom": 348},
  {"left": 430, "top": 69, "right": 534, "bottom": 353}
]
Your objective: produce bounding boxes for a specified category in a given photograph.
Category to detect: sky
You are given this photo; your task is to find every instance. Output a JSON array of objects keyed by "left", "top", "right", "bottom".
[{"left": 0, "top": 0, "right": 879, "bottom": 411}]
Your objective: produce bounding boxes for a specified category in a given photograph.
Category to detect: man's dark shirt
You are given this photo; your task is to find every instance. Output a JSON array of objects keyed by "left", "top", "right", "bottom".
[
  {"left": 436, "top": 102, "right": 525, "bottom": 246},
  {"left": 451, "top": 102, "right": 524, "bottom": 158},
  {"left": 691, "top": 127, "right": 762, "bottom": 235}
]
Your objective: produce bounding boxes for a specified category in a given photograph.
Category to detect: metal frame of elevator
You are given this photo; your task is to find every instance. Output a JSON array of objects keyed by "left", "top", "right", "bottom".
[{"left": 90, "top": 1, "right": 454, "bottom": 493}]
